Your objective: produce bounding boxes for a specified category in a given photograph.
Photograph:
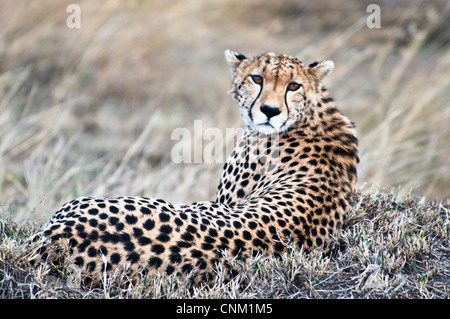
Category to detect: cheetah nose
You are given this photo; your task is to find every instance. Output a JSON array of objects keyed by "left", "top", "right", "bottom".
[{"left": 260, "top": 105, "right": 281, "bottom": 119}]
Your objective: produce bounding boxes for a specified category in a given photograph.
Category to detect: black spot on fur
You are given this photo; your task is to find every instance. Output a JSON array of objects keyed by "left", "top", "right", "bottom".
[
  {"left": 125, "top": 215, "right": 138, "bottom": 225},
  {"left": 138, "top": 236, "right": 152, "bottom": 245},
  {"left": 86, "top": 261, "right": 96, "bottom": 272},
  {"left": 151, "top": 244, "right": 165, "bottom": 254},
  {"left": 143, "top": 219, "right": 155, "bottom": 230},
  {"left": 88, "top": 208, "right": 98, "bottom": 216},
  {"left": 149, "top": 257, "right": 162, "bottom": 268},
  {"left": 126, "top": 252, "right": 140, "bottom": 264},
  {"left": 109, "top": 206, "right": 119, "bottom": 214},
  {"left": 110, "top": 253, "right": 121, "bottom": 264},
  {"left": 159, "top": 213, "right": 170, "bottom": 222},
  {"left": 87, "top": 246, "right": 97, "bottom": 258},
  {"left": 160, "top": 225, "right": 173, "bottom": 234}
]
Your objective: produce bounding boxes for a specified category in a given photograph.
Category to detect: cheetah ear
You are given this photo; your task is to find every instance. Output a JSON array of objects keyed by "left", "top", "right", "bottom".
[
  {"left": 224, "top": 50, "right": 247, "bottom": 71},
  {"left": 308, "top": 60, "right": 334, "bottom": 80}
]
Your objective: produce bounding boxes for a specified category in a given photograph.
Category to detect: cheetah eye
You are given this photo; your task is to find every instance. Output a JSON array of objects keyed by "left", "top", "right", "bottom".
[
  {"left": 287, "top": 82, "right": 302, "bottom": 91},
  {"left": 250, "top": 75, "right": 264, "bottom": 85}
]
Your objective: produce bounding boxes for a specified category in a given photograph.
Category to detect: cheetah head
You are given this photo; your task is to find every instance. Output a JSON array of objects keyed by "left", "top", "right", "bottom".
[{"left": 225, "top": 50, "right": 334, "bottom": 135}]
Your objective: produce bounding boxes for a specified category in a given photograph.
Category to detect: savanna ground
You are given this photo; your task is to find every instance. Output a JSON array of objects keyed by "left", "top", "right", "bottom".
[{"left": 0, "top": 0, "right": 449, "bottom": 299}]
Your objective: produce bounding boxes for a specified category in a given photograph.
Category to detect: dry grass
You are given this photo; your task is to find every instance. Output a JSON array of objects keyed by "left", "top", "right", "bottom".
[
  {"left": 0, "top": 0, "right": 449, "bottom": 298},
  {"left": 1, "top": 189, "right": 449, "bottom": 298}
]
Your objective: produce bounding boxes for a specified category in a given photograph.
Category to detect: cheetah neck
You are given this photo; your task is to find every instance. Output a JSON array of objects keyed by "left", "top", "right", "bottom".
[
  {"left": 295, "top": 98, "right": 356, "bottom": 139},
  {"left": 216, "top": 101, "right": 358, "bottom": 206}
]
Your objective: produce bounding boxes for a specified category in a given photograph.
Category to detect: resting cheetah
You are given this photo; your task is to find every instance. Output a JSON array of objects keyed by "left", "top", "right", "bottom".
[{"left": 31, "top": 51, "right": 358, "bottom": 285}]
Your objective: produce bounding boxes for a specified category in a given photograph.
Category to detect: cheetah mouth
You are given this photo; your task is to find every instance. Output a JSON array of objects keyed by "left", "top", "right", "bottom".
[
  {"left": 253, "top": 121, "right": 281, "bottom": 135},
  {"left": 257, "top": 119, "right": 287, "bottom": 130},
  {"left": 258, "top": 122, "right": 274, "bottom": 128},
  {"left": 255, "top": 122, "right": 275, "bottom": 131}
]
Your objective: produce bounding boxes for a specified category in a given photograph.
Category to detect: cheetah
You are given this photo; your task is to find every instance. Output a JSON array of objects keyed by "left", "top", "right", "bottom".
[{"left": 30, "top": 50, "right": 358, "bottom": 285}]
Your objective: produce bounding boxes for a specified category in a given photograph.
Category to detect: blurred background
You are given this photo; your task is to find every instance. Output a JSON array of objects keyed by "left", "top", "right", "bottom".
[{"left": 0, "top": 0, "right": 449, "bottom": 222}]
